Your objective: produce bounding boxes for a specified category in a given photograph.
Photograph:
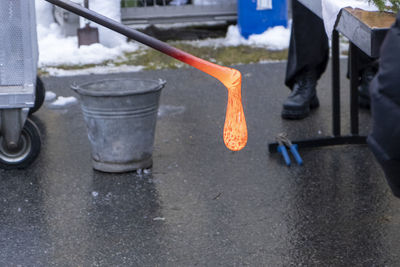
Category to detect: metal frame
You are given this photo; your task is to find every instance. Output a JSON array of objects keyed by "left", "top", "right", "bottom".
[
  {"left": 269, "top": 5, "right": 393, "bottom": 153},
  {"left": 121, "top": 2, "right": 237, "bottom": 25},
  {"left": 0, "top": 0, "right": 38, "bottom": 149}
]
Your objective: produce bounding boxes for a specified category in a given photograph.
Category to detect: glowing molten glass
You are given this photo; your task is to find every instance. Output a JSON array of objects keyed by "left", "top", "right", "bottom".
[
  {"left": 217, "top": 67, "right": 248, "bottom": 151},
  {"left": 172, "top": 51, "right": 248, "bottom": 151},
  {"left": 42, "top": 0, "right": 247, "bottom": 151}
]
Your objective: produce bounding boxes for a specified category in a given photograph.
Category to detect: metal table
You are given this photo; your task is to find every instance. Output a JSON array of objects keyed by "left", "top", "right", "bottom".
[{"left": 269, "top": 1, "right": 396, "bottom": 152}]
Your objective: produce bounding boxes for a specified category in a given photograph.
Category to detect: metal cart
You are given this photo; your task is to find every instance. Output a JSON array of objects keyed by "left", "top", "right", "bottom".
[{"left": 0, "top": 0, "right": 44, "bottom": 169}]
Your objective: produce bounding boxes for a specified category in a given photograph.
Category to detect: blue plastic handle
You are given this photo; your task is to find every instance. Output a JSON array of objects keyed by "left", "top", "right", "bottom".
[
  {"left": 277, "top": 145, "right": 291, "bottom": 166},
  {"left": 290, "top": 144, "right": 303, "bottom": 165}
]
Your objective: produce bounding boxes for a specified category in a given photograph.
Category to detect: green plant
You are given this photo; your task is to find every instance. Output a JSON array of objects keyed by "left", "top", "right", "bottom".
[{"left": 368, "top": 0, "right": 400, "bottom": 12}]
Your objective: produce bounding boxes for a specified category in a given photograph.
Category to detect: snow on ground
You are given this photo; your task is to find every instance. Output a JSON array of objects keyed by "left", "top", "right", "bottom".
[
  {"left": 88, "top": 0, "right": 126, "bottom": 47},
  {"left": 182, "top": 24, "right": 291, "bottom": 50},
  {"left": 48, "top": 96, "right": 78, "bottom": 108},
  {"left": 44, "top": 91, "right": 78, "bottom": 109},
  {"left": 45, "top": 91, "right": 57, "bottom": 101},
  {"left": 35, "top": 0, "right": 291, "bottom": 75},
  {"left": 35, "top": 0, "right": 139, "bottom": 68},
  {"left": 37, "top": 23, "right": 139, "bottom": 67},
  {"left": 43, "top": 65, "right": 144, "bottom": 76},
  {"left": 224, "top": 24, "right": 291, "bottom": 50}
]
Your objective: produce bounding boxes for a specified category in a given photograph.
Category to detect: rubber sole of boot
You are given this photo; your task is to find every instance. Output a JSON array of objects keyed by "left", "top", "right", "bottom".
[{"left": 281, "top": 96, "right": 320, "bottom": 120}]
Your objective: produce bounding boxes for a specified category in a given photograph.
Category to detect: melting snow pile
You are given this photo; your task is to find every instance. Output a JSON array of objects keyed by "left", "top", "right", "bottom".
[
  {"left": 35, "top": 0, "right": 290, "bottom": 71},
  {"left": 49, "top": 96, "right": 78, "bottom": 108},
  {"left": 185, "top": 24, "right": 291, "bottom": 50},
  {"left": 45, "top": 91, "right": 57, "bottom": 101},
  {"left": 35, "top": 0, "right": 139, "bottom": 68},
  {"left": 45, "top": 91, "right": 78, "bottom": 108},
  {"left": 224, "top": 25, "right": 291, "bottom": 50}
]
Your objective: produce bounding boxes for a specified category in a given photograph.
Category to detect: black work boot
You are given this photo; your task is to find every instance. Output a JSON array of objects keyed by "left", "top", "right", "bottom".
[
  {"left": 358, "top": 66, "right": 376, "bottom": 109},
  {"left": 282, "top": 70, "right": 320, "bottom": 120}
]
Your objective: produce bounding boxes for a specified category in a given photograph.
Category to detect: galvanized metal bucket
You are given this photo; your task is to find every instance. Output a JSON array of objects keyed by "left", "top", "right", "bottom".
[{"left": 71, "top": 78, "right": 165, "bottom": 173}]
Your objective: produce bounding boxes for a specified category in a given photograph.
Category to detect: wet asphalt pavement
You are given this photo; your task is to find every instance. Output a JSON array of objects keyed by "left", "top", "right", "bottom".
[{"left": 1, "top": 62, "right": 400, "bottom": 266}]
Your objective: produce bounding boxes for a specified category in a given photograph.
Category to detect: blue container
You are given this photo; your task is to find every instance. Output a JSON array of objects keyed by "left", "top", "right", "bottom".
[{"left": 238, "top": 0, "right": 288, "bottom": 39}]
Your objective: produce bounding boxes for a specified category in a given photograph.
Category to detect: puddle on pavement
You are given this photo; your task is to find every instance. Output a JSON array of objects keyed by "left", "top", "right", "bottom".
[{"left": 157, "top": 105, "right": 186, "bottom": 117}]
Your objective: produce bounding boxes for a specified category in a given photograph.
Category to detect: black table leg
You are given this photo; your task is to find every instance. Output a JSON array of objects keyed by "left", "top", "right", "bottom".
[
  {"left": 332, "top": 30, "right": 341, "bottom": 137},
  {"left": 349, "top": 42, "right": 359, "bottom": 135}
]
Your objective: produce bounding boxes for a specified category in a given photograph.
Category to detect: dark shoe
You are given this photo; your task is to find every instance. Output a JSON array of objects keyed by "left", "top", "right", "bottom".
[
  {"left": 359, "top": 66, "right": 376, "bottom": 109},
  {"left": 282, "top": 70, "right": 320, "bottom": 120}
]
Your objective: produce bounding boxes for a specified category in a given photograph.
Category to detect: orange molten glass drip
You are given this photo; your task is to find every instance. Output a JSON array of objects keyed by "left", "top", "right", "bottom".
[
  {"left": 223, "top": 70, "right": 247, "bottom": 151},
  {"left": 219, "top": 68, "right": 248, "bottom": 151},
  {"left": 174, "top": 51, "right": 248, "bottom": 151}
]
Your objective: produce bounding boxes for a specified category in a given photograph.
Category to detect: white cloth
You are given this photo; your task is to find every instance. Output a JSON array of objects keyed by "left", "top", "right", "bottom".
[{"left": 321, "top": 0, "right": 379, "bottom": 38}]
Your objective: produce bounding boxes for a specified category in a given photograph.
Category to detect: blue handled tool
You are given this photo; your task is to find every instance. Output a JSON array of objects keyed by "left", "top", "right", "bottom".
[
  {"left": 277, "top": 140, "right": 291, "bottom": 166},
  {"left": 276, "top": 133, "right": 303, "bottom": 166},
  {"left": 289, "top": 144, "right": 303, "bottom": 165}
]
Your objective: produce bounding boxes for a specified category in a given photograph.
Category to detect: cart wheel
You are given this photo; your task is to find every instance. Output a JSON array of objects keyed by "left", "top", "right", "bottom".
[
  {"left": 0, "top": 119, "right": 41, "bottom": 169},
  {"left": 29, "top": 76, "right": 45, "bottom": 115}
]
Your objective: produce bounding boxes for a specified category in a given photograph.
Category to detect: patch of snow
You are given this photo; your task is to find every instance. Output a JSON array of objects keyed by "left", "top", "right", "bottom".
[
  {"left": 247, "top": 26, "right": 291, "bottom": 50},
  {"left": 225, "top": 25, "right": 291, "bottom": 50},
  {"left": 153, "top": 217, "right": 166, "bottom": 221},
  {"left": 88, "top": 0, "right": 126, "bottom": 47},
  {"left": 45, "top": 91, "right": 57, "bottom": 102},
  {"left": 182, "top": 24, "right": 291, "bottom": 50},
  {"left": 92, "top": 191, "right": 99, "bottom": 197},
  {"left": 43, "top": 65, "right": 144, "bottom": 77},
  {"left": 49, "top": 96, "right": 78, "bottom": 108},
  {"left": 35, "top": 0, "right": 54, "bottom": 27},
  {"left": 35, "top": 0, "right": 291, "bottom": 73},
  {"left": 143, "top": 168, "right": 152, "bottom": 174},
  {"left": 158, "top": 105, "right": 186, "bottom": 117},
  {"left": 35, "top": 0, "right": 139, "bottom": 68},
  {"left": 37, "top": 24, "right": 138, "bottom": 67}
]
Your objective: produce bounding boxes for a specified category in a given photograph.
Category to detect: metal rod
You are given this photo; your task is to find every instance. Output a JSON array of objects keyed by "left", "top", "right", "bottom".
[
  {"left": 268, "top": 135, "right": 367, "bottom": 153},
  {"left": 331, "top": 30, "right": 341, "bottom": 137},
  {"left": 45, "top": 0, "right": 174, "bottom": 56},
  {"left": 349, "top": 42, "right": 359, "bottom": 135},
  {"left": 44, "top": 0, "right": 248, "bottom": 151},
  {"left": 43, "top": 0, "right": 228, "bottom": 78}
]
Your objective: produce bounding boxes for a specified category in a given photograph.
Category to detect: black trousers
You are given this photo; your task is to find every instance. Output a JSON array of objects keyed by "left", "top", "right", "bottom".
[
  {"left": 285, "top": 0, "right": 375, "bottom": 89},
  {"left": 367, "top": 12, "right": 400, "bottom": 197}
]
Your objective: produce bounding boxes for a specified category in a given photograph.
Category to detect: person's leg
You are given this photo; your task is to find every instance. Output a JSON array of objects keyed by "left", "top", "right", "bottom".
[
  {"left": 367, "top": 12, "right": 400, "bottom": 197},
  {"left": 358, "top": 53, "right": 378, "bottom": 109},
  {"left": 347, "top": 48, "right": 379, "bottom": 109},
  {"left": 285, "top": 0, "right": 329, "bottom": 89},
  {"left": 282, "top": 0, "right": 329, "bottom": 119}
]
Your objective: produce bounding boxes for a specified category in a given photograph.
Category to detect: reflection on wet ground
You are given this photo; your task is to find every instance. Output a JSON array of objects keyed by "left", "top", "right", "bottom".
[{"left": 1, "top": 62, "right": 400, "bottom": 265}]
